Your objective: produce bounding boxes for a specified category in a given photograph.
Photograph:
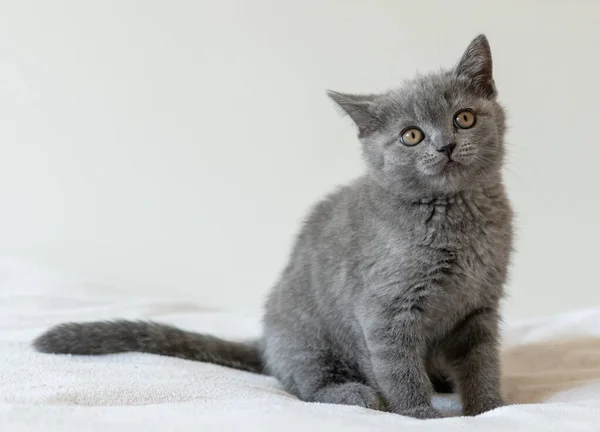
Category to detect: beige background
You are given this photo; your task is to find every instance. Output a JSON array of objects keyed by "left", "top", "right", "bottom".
[{"left": 1, "top": 0, "right": 599, "bottom": 320}]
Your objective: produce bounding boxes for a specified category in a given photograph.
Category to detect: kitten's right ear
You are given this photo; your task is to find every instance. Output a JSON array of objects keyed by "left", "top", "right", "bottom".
[{"left": 327, "top": 90, "right": 382, "bottom": 137}]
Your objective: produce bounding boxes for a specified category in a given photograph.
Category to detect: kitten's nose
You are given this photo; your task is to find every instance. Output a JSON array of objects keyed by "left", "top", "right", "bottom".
[{"left": 437, "top": 143, "right": 456, "bottom": 159}]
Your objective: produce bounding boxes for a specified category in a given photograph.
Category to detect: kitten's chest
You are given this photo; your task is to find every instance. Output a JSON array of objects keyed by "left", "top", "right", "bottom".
[
  {"left": 371, "top": 190, "right": 512, "bottom": 330},
  {"left": 411, "top": 193, "right": 512, "bottom": 323}
]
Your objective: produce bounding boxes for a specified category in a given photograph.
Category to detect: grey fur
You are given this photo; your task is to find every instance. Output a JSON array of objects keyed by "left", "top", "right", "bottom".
[
  {"left": 34, "top": 35, "right": 512, "bottom": 419},
  {"left": 34, "top": 320, "right": 263, "bottom": 373}
]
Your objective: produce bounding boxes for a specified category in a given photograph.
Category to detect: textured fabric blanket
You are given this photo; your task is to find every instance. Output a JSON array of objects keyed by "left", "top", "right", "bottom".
[{"left": 2, "top": 257, "right": 600, "bottom": 431}]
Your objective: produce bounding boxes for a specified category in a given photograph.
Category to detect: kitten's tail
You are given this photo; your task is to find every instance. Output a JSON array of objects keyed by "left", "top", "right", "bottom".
[{"left": 33, "top": 320, "right": 263, "bottom": 373}]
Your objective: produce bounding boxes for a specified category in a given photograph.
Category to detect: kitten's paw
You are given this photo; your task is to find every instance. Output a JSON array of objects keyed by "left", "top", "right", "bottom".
[
  {"left": 399, "top": 405, "right": 443, "bottom": 419},
  {"left": 313, "top": 383, "right": 386, "bottom": 411},
  {"left": 464, "top": 397, "right": 506, "bottom": 416}
]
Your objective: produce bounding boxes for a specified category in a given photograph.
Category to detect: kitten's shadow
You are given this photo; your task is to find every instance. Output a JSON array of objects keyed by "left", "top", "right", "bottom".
[{"left": 501, "top": 337, "right": 600, "bottom": 404}]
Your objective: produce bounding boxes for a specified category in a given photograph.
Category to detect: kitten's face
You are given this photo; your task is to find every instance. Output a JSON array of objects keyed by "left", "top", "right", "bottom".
[
  {"left": 362, "top": 74, "right": 506, "bottom": 197},
  {"left": 330, "top": 35, "right": 506, "bottom": 198}
]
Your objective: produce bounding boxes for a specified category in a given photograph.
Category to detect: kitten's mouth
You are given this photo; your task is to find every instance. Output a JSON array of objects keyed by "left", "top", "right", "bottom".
[
  {"left": 423, "top": 159, "right": 463, "bottom": 178},
  {"left": 437, "top": 159, "right": 466, "bottom": 179},
  {"left": 442, "top": 159, "right": 459, "bottom": 170}
]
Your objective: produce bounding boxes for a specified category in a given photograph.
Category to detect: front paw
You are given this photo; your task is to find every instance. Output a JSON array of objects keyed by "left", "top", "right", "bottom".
[
  {"left": 464, "top": 397, "right": 505, "bottom": 416},
  {"left": 400, "top": 405, "right": 443, "bottom": 419}
]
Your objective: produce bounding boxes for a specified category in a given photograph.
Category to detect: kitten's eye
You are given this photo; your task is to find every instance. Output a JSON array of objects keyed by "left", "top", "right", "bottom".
[
  {"left": 454, "top": 109, "right": 476, "bottom": 129},
  {"left": 400, "top": 127, "right": 424, "bottom": 146}
]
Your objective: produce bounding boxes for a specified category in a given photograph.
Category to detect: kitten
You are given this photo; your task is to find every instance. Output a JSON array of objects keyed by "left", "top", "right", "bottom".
[{"left": 34, "top": 34, "right": 512, "bottom": 419}]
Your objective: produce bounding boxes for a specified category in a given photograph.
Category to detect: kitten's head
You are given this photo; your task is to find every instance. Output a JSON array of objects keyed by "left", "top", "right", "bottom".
[{"left": 329, "top": 35, "right": 506, "bottom": 198}]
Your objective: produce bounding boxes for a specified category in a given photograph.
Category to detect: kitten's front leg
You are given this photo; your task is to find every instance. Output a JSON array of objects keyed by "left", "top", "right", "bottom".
[
  {"left": 359, "top": 302, "right": 441, "bottom": 419},
  {"left": 444, "top": 306, "right": 504, "bottom": 416}
]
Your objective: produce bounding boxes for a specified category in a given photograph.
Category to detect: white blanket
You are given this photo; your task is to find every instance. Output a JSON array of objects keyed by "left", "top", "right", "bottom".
[{"left": 2, "top": 257, "right": 600, "bottom": 431}]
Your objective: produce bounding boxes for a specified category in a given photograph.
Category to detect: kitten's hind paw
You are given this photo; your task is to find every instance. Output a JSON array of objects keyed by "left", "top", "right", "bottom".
[
  {"left": 399, "top": 405, "right": 443, "bottom": 419},
  {"left": 312, "top": 383, "right": 386, "bottom": 411}
]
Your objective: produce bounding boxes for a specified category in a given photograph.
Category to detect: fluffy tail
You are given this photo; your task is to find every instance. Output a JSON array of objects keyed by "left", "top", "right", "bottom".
[{"left": 33, "top": 320, "right": 263, "bottom": 373}]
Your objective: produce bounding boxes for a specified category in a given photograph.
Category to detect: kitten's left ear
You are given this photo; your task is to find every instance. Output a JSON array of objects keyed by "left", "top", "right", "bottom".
[
  {"left": 327, "top": 90, "right": 382, "bottom": 137},
  {"left": 455, "top": 34, "right": 496, "bottom": 98}
]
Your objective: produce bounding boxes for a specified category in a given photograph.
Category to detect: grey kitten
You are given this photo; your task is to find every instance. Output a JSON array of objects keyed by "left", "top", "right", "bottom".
[{"left": 34, "top": 34, "right": 512, "bottom": 419}]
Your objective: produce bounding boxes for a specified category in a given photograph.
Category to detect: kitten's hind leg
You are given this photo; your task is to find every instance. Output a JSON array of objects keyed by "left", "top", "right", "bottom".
[{"left": 262, "top": 332, "right": 385, "bottom": 411}]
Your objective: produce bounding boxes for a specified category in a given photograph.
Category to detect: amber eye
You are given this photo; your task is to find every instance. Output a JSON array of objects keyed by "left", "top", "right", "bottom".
[
  {"left": 400, "top": 127, "right": 424, "bottom": 146},
  {"left": 454, "top": 109, "right": 476, "bottom": 129}
]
